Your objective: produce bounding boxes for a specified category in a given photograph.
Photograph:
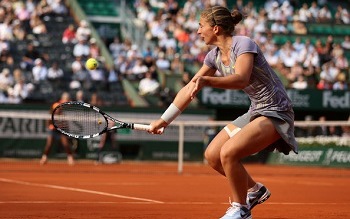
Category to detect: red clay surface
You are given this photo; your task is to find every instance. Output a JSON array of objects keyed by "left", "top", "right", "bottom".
[{"left": 0, "top": 159, "right": 350, "bottom": 219}]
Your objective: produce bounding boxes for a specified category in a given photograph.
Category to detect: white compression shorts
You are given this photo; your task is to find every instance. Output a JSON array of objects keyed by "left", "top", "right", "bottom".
[{"left": 224, "top": 124, "right": 241, "bottom": 138}]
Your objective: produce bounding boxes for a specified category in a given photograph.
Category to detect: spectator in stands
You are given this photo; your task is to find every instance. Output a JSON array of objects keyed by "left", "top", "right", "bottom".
[
  {"left": 32, "top": 58, "right": 48, "bottom": 83},
  {"left": 126, "top": 44, "right": 142, "bottom": 59},
  {"left": 20, "top": 42, "right": 45, "bottom": 71},
  {"left": 331, "top": 43, "right": 344, "bottom": 59},
  {"left": 14, "top": 1, "right": 31, "bottom": 21},
  {"left": 308, "top": 1, "right": 320, "bottom": 22},
  {"left": 76, "top": 19, "right": 91, "bottom": 41},
  {"left": 11, "top": 77, "right": 34, "bottom": 102},
  {"left": 281, "top": 1, "right": 294, "bottom": 21},
  {"left": 341, "top": 35, "right": 350, "bottom": 49},
  {"left": 30, "top": 12, "right": 47, "bottom": 34},
  {"left": 134, "top": 0, "right": 155, "bottom": 24},
  {"left": 143, "top": 53, "right": 155, "bottom": 69},
  {"left": 47, "top": 61, "right": 64, "bottom": 89},
  {"left": 335, "top": 5, "right": 349, "bottom": 24},
  {"left": 313, "top": 116, "right": 329, "bottom": 136},
  {"left": 291, "top": 75, "right": 308, "bottom": 90},
  {"left": 89, "top": 38, "right": 101, "bottom": 60},
  {"left": 319, "top": 61, "right": 340, "bottom": 85},
  {"left": 253, "top": 13, "right": 267, "bottom": 34},
  {"left": 287, "top": 62, "right": 304, "bottom": 84},
  {"left": 270, "top": 20, "right": 288, "bottom": 34},
  {"left": 106, "top": 65, "right": 119, "bottom": 84},
  {"left": 316, "top": 78, "right": 332, "bottom": 90},
  {"left": 36, "top": 0, "right": 53, "bottom": 17},
  {"left": 0, "top": 68, "right": 14, "bottom": 94},
  {"left": 334, "top": 53, "right": 349, "bottom": 71},
  {"left": 267, "top": 1, "right": 282, "bottom": 21},
  {"left": 333, "top": 73, "right": 348, "bottom": 90},
  {"left": 173, "top": 24, "right": 190, "bottom": 46},
  {"left": 40, "top": 92, "right": 75, "bottom": 165},
  {"left": 264, "top": 45, "right": 279, "bottom": 68},
  {"left": 278, "top": 41, "right": 299, "bottom": 76},
  {"left": 25, "top": 0, "right": 36, "bottom": 15},
  {"left": 183, "top": 13, "right": 199, "bottom": 32},
  {"left": 149, "top": 6, "right": 298, "bottom": 219},
  {"left": 131, "top": 57, "right": 148, "bottom": 80},
  {"left": 12, "top": 19, "right": 26, "bottom": 40},
  {"left": 292, "top": 37, "right": 305, "bottom": 53},
  {"left": 170, "top": 53, "right": 184, "bottom": 75},
  {"left": 181, "top": 71, "right": 191, "bottom": 86},
  {"left": 155, "top": 51, "right": 170, "bottom": 70},
  {"left": 164, "top": 0, "right": 179, "bottom": 15},
  {"left": 51, "top": 0, "right": 68, "bottom": 15},
  {"left": 47, "top": 61, "right": 63, "bottom": 80},
  {"left": 109, "top": 37, "right": 126, "bottom": 58},
  {"left": 62, "top": 24, "right": 77, "bottom": 44},
  {"left": 73, "top": 38, "right": 90, "bottom": 58},
  {"left": 88, "top": 66, "right": 106, "bottom": 91},
  {"left": 297, "top": 3, "right": 311, "bottom": 22},
  {"left": 341, "top": 117, "right": 350, "bottom": 138},
  {"left": 75, "top": 89, "right": 85, "bottom": 102},
  {"left": 318, "top": 5, "right": 332, "bottom": 22},
  {"left": 0, "top": 39, "right": 13, "bottom": 70},
  {"left": 0, "top": 17, "right": 14, "bottom": 41},
  {"left": 291, "top": 19, "right": 307, "bottom": 35},
  {"left": 138, "top": 70, "right": 160, "bottom": 96},
  {"left": 159, "top": 34, "right": 177, "bottom": 51},
  {"left": 118, "top": 56, "right": 134, "bottom": 78}
]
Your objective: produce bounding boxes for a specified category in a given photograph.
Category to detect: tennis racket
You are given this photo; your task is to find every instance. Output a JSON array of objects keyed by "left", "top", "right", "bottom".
[{"left": 52, "top": 101, "right": 155, "bottom": 139}]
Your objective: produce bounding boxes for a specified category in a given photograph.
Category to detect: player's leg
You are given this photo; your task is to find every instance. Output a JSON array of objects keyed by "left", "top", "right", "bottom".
[
  {"left": 40, "top": 133, "right": 54, "bottom": 165},
  {"left": 60, "top": 134, "right": 74, "bottom": 165},
  {"left": 204, "top": 125, "right": 256, "bottom": 190},
  {"left": 219, "top": 116, "right": 280, "bottom": 219}
]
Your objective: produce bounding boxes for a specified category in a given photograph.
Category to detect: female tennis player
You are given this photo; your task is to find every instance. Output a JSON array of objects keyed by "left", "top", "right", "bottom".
[
  {"left": 40, "top": 92, "right": 75, "bottom": 165},
  {"left": 149, "top": 6, "right": 298, "bottom": 219}
]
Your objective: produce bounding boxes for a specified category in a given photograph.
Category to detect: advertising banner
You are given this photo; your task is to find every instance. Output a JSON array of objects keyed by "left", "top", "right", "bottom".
[{"left": 200, "top": 88, "right": 350, "bottom": 111}]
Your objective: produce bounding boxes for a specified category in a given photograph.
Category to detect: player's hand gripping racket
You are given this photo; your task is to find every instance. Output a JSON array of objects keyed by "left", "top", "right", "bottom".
[{"left": 52, "top": 101, "right": 159, "bottom": 139}]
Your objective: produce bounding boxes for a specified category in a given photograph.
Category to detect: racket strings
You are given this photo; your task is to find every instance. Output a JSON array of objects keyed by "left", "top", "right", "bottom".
[{"left": 54, "top": 104, "right": 107, "bottom": 136}]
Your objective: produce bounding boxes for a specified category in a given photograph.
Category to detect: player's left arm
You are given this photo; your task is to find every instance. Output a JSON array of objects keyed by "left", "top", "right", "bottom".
[{"left": 191, "top": 53, "right": 253, "bottom": 95}]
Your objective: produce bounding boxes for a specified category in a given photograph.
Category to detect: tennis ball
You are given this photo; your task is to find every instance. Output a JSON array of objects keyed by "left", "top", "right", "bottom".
[{"left": 85, "top": 58, "right": 98, "bottom": 70}]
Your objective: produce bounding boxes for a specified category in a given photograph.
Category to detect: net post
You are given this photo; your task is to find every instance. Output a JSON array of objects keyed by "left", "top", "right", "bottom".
[{"left": 177, "top": 122, "right": 184, "bottom": 174}]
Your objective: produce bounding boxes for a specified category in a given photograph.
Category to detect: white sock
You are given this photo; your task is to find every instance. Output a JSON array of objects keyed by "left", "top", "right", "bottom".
[
  {"left": 231, "top": 202, "right": 248, "bottom": 209},
  {"left": 248, "top": 182, "right": 262, "bottom": 193}
]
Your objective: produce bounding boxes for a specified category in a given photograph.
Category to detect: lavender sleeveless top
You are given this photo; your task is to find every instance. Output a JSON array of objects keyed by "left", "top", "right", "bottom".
[{"left": 204, "top": 36, "right": 292, "bottom": 116}]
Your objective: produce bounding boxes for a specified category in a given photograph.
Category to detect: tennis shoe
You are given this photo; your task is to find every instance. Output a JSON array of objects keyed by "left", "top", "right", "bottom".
[
  {"left": 220, "top": 202, "right": 252, "bottom": 219},
  {"left": 246, "top": 183, "right": 271, "bottom": 210}
]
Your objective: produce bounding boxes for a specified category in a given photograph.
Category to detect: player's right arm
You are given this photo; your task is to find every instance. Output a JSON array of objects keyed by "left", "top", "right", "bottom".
[{"left": 149, "top": 65, "right": 216, "bottom": 133}]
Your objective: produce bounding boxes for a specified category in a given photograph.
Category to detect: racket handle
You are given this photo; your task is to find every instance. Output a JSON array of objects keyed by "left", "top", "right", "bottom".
[
  {"left": 133, "top": 123, "right": 151, "bottom": 131},
  {"left": 133, "top": 123, "right": 165, "bottom": 134}
]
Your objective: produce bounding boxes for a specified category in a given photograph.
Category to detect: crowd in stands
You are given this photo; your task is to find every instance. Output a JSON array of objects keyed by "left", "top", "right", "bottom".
[
  {"left": 0, "top": 0, "right": 121, "bottom": 104},
  {"left": 0, "top": 0, "right": 70, "bottom": 103},
  {"left": 107, "top": 0, "right": 349, "bottom": 99},
  {"left": 0, "top": 0, "right": 349, "bottom": 105}
]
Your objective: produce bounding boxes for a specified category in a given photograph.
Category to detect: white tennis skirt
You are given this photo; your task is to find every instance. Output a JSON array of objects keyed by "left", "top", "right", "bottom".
[{"left": 231, "top": 109, "right": 298, "bottom": 155}]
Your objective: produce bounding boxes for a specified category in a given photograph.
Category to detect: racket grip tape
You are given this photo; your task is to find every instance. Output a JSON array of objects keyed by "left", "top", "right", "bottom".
[{"left": 133, "top": 123, "right": 151, "bottom": 131}]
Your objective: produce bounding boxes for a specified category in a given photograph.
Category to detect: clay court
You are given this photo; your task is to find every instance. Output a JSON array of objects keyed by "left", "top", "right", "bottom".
[{"left": 1, "top": 160, "right": 349, "bottom": 219}]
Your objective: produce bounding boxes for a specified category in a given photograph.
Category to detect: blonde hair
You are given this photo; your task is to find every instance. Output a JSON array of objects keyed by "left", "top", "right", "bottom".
[{"left": 201, "top": 6, "right": 243, "bottom": 35}]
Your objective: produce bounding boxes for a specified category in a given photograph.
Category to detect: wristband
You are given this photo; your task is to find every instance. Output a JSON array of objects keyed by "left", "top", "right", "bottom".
[{"left": 160, "top": 103, "right": 181, "bottom": 124}]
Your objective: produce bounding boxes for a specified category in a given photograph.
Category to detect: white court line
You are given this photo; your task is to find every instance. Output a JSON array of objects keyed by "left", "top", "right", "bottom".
[
  {"left": 0, "top": 201, "right": 349, "bottom": 205},
  {"left": 0, "top": 178, "right": 163, "bottom": 204},
  {"left": 254, "top": 177, "right": 335, "bottom": 186}
]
